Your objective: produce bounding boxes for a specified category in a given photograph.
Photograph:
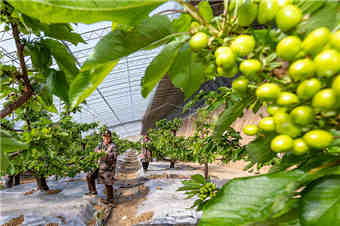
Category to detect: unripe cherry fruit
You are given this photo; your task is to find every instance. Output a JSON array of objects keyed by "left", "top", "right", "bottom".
[
  {"left": 277, "top": 92, "right": 299, "bottom": 106},
  {"left": 312, "top": 89, "right": 337, "bottom": 110},
  {"left": 314, "top": 49, "right": 340, "bottom": 78},
  {"left": 243, "top": 124, "right": 259, "bottom": 136},
  {"left": 256, "top": 83, "right": 281, "bottom": 100},
  {"left": 189, "top": 32, "right": 209, "bottom": 51},
  {"left": 276, "top": 5, "right": 302, "bottom": 31},
  {"left": 292, "top": 138, "right": 309, "bottom": 155},
  {"left": 302, "top": 27, "right": 330, "bottom": 56},
  {"left": 271, "top": 135, "right": 293, "bottom": 153},
  {"left": 276, "top": 36, "right": 302, "bottom": 61},
  {"left": 258, "top": 117, "right": 276, "bottom": 132},
  {"left": 230, "top": 35, "right": 256, "bottom": 57},
  {"left": 303, "top": 130, "right": 334, "bottom": 149}
]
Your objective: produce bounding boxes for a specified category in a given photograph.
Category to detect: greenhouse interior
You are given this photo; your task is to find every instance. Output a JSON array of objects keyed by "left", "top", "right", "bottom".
[{"left": 0, "top": 0, "right": 339, "bottom": 225}]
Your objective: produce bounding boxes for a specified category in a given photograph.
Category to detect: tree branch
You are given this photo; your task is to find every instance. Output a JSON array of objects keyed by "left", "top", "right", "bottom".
[
  {"left": 0, "top": 21, "right": 34, "bottom": 119},
  {"left": 0, "top": 123, "right": 24, "bottom": 132}
]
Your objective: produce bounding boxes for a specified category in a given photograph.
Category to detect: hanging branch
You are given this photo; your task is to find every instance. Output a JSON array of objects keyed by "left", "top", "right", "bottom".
[{"left": 0, "top": 21, "right": 34, "bottom": 119}]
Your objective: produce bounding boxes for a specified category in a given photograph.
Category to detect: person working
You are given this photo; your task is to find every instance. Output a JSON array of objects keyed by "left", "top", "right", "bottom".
[
  {"left": 141, "top": 135, "right": 152, "bottom": 171},
  {"left": 86, "top": 130, "right": 118, "bottom": 204}
]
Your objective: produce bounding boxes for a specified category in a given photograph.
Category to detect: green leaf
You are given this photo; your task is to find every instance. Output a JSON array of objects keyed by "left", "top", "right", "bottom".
[
  {"left": 83, "top": 15, "right": 173, "bottom": 70},
  {"left": 46, "top": 70, "right": 69, "bottom": 103},
  {"left": 40, "top": 85, "right": 53, "bottom": 106},
  {"left": 238, "top": 0, "right": 258, "bottom": 27},
  {"left": 0, "top": 129, "right": 28, "bottom": 153},
  {"left": 296, "top": 0, "right": 326, "bottom": 15},
  {"left": 142, "top": 33, "right": 187, "bottom": 50},
  {"left": 168, "top": 43, "right": 207, "bottom": 99},
  {"left": 297, "top": 1, "right": 338, "bottom": 35},
  {"left": 214, "top": 97, "right": 255, "bottom": 138},
  {"left": 0, "top": 150, "right": 9, "bottom": 176},
  {"left": 21, "top": 14, "right": 85, "bottom": 45},
  {"left": 9, "top": 0, "right": 166, "bottom": 25},
  {"left": 250, "top": 208, "right": 301, "bottom": 226},
  {"left": 247, "top": 134, "right": 276, "bottom": 164},
  {"left": 301, "top": 176, "right": 340, "bottom": 226},
  {"left": 172, "top": 14, "right": 192, "bottom": 33},
  {"left": 141, "top": 37, "right": 188, "bottom": 98},
  {"left": 191, "top": 174, "right": 206, "bottom": 184},
  {"left": 198, "top": 1, "right": 214, "bottom": 22},
  {"left": 37, "top": 95, "right": 58, "bottom": 113},
  {"left": 41, "top": 39, "right": 79, "bottom": 81},
  {"left": 199, "top": 170, "right": 304, "bottom": 226},
  {"left": 69, "top": 61, "right": 118, "bottom": 109},
  {"left": 27, "top": 42, "right": 52, "bottom": 71}
]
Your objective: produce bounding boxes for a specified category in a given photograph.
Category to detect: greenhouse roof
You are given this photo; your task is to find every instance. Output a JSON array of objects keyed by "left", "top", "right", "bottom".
[{"left": 0, "top": 2, "right": 182, "bottom": 138}]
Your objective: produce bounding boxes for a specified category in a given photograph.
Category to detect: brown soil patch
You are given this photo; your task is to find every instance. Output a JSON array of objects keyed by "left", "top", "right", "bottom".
[
  {"left": 46, "top": 189, "right": 62, "bottom": 195},
  {"left": 146, "top": 173, "right": 191, "bottom": 180},
  {"left": 2, "top": 215, "right": 24, "bottom": 226},
  {"left": 46, "top": 223, "right": 59, "bottom": 226},
  {"left": 24, "top": 189, "right": 37, "bottom": 196}
]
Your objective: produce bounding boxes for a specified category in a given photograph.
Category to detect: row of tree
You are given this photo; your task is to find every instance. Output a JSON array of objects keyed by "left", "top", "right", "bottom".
[
  {"left": 1, "top": 101, "right": 138, "bottom": 190},
  {"left": 144, "top": 90, "right": 246, "bottom": 179}
]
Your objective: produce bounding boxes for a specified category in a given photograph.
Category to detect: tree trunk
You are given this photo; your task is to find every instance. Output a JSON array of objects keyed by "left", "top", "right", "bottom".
[
  {"left": 204, "top": 163, "right": 209, "bottom": 180},
  {"left": 14, "top": 174, "right": 20, "bottom": 186},
  {"left": 5, "top": 175, "right": 14, "bottom": 188},
  {"left": 170, "top": 160, "right": 175, "bottom": 169},
  {"left": 35, "top": 176, "right": 49, "bottom": 191}
]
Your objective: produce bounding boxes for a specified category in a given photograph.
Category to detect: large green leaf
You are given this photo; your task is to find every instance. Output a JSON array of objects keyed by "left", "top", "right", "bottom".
[
  {"left": 9, "top": 0, "right": 166, "bottom": 25},
  {"left": 168, "top": 43, "right": 207, "bottom": 99},
  {"left": 69, "top": 61, "right": 118, "bottom": 108},
  {"left": 21, "top": 14, "right": 85, "bottom": 45},
  {"left": 297, "top": 1, "right": 338, "bottom": 34},
  {"left": 83, "top": 15, "right": 173, "bottom": 69},
  {"left": 0, "top": 129, "right": 28, "bottom": 153},
  {"left": 214, "top": 97, "right": 255, "bottom": 138},
  {"left": 301, "top": 176, "right": 340, "bottom": 226},
  {"left": 251, "top": 208, "right": 301, "bottom": 226},
  {"left": 40, "top": 84, "right": 54, "bottom": 106},
  {"left": 172, "top": 14, "right": 192, "bottom": 33},
  {"left": 41, "top": 39, "right": 79, "bottom": 81},
  {"left": 198, "top": 1, "right": 214, "bottom": 22},
  {"left": 247, "top": 134, "right": 276, "bottom": 164},
  {"left": 27, "top": 42, "right": 52, "bottom": 72},
  {"left": 141, "top": 37, "right": 188, "bottom": 98},
  {"left": 46, "top": 70, "right": 69, "bottom": 103},
  {"left": 199, "top": 170, "right": 304, "bottom": 226}
]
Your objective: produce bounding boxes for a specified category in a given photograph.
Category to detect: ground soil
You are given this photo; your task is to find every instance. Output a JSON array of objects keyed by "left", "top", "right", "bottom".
[{"left": 106, "top": 150, "right": 154, "bottom": 226}]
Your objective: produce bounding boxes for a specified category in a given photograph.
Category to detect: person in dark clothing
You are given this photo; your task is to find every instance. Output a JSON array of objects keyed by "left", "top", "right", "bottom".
[
  {"left": 141, "top": 135, "right": 152, "bottom": 171},
  {"left": 86, "top": 130, "right": 118, "bottom": 204}
]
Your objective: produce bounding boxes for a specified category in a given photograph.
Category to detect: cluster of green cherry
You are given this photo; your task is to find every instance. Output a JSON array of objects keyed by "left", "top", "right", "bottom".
[
  {"left": 189, "top": 0, "right": 305, "bottom": 79},
  {"left": 188, "top": 0, "right": 339, "bottom": 155},
  {"left": 242, "top": 27, "right": 340, "bottom": 155},
  {"left": 199, "top": 182, "right": 218, "bottom": 201}
]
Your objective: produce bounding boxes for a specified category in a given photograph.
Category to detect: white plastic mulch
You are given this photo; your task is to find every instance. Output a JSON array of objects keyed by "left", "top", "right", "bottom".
[{"left": 0, "top": 174, "right": 106, "bottom": 226}]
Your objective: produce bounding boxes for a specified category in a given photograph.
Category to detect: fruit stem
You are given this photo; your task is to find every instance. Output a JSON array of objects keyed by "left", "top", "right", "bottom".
[
  {"left": 222, "top": 0, "right": 229, "bottom": 31},
  {"left": 176, "top": 0, "right": 219, "bottom": 36}
]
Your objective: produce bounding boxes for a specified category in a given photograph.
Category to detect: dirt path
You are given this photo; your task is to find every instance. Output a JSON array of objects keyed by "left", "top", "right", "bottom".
[{"left": 106, "top": 150, "right": 153, "bottom": 226}]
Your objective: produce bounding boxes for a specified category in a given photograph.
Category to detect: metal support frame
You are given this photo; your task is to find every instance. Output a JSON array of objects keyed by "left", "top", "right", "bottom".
[
  {"left": 61, "top": 40, "right": 128, "bottom": 132},
  {"left": 1, "top": 22, "right": 160, "bottom": 137}
]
